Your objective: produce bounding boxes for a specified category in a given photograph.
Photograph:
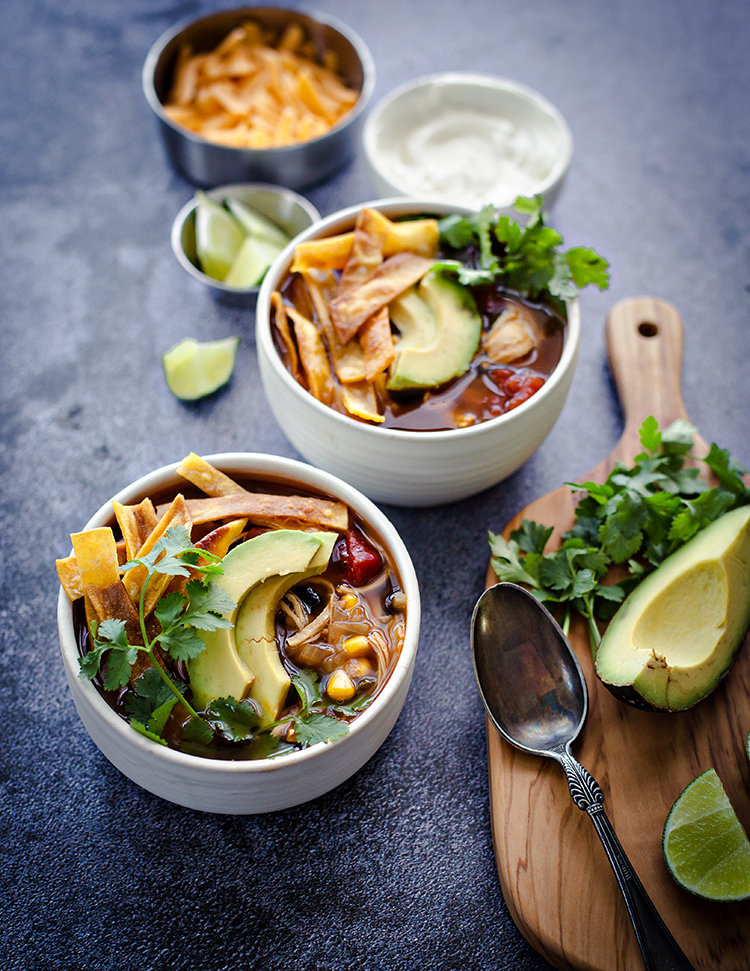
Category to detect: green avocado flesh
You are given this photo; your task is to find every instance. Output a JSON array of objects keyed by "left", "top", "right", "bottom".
[
  {"left": 187, "top": 529, "right": 336, "bottom": 722},
  {"left": 387, "top": 271, "right": 482, "bottom": 391},
  {"left": 595, "top": 505, "right": 750, "bottom": 711}
]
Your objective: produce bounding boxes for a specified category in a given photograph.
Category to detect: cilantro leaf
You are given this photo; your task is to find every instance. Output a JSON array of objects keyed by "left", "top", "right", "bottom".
[
  {"left": 126, "top": 668, "right": 183, "bottom": 723},
  {"left": 564, "top": 247, "right": 610, "bottom": 290},
  {"left": 206, "top": 697, "right": 260, "bottom": 742},
  {"left": 182, "top": 716, "right": 214, "bottom": 745},
  {"left": 182, "top": 579, "right": 235, "bottom": 630},
  {"left": 294, "top": 712, "right": 348, "bottom": 748},
  {"left": 102, "top": 646, "right": 140, "bottom": 691},
  {"left": 510, "top": 520, "right": 554, "bottom": 555},
  {"left": 158, "top": 624, "right": 208, "bottom": 662}
]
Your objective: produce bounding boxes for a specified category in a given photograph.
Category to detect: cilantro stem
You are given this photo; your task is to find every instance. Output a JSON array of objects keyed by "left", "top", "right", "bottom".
[{"left": 137, "top": 569, "right": 202, "bottom": 722}]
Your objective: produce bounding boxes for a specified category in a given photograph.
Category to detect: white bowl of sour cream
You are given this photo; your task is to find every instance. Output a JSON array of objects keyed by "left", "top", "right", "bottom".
[{"left": 363, "top": 73, "right": 573, "bottom": 212}]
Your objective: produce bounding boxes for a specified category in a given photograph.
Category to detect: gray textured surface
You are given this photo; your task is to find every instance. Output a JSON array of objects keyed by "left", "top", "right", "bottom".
[{"left": 2, "top": 1, "right": 749, "bottom": 969}]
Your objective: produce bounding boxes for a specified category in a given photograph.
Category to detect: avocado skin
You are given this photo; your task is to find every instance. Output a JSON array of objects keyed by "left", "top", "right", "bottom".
[
  {"left": 387, "top": 271, "right": 481, "bottom": 391},
  {"left": 595, "top": 505, "right": 750, "bottom": 712}
]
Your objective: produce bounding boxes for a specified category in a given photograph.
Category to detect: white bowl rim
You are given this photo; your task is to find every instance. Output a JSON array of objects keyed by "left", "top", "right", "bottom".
[
  {"left": 363, "top": 71, "right": 574, "bottom": 203},
  {"left": 142, "top": 5, "right": 376, "bottom": 154},
  {"left": 256, "top": 196, "right": 580, "bottom": 442},
  {"left": 171, "top": 182, "right": 321, "bottom": 293},
  {"left": 58, "top": 451, "right": 420, "bottom": 777}
]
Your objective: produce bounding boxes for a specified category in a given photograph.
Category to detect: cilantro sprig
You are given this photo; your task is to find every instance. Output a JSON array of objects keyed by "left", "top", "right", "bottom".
[
  {"left": 79, "top": 524, "right": 237, "bottom": 742},
  {"left": 436, "top": 195, "right": 609, "bottom": 305},
  {"left": 489, "top": 417, "right": 750, "bottom": 653},
  {"left": 78, "top": 524, "right": 358, "bottom": 754}
]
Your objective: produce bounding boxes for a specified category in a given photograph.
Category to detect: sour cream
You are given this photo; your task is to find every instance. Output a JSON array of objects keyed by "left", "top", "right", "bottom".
[{"left": 364, "top": 74, "right": 572, "bottom": 211}]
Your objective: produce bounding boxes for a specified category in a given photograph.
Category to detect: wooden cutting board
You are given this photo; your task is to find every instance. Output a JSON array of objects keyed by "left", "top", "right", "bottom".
[{"left": 485, "top": 297, "right": 750, "bottom": 971}]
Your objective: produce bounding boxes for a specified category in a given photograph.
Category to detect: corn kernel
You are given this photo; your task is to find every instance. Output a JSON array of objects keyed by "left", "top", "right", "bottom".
[
  {"left": 342, "top": 634, "right": 370, "bottom": 657},
  {"left": 339, "top": 592, "right": 358, "bottom": 610},
  {"left": 326, "top": 668, "right": 356, "bottom": 702},
  {"left": 345, "top": 658, "right": 375, "bottom": 680}
]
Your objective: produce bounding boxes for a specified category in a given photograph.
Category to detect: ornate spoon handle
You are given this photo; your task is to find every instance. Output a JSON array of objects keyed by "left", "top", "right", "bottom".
[{"left": 557, "top": 748, "right": 696, "bottom": 971}]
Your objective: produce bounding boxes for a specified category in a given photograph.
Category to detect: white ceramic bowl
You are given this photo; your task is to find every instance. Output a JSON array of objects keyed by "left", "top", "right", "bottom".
[
  {"left": 57, "top": 453, "right": 420, "bottom": 814},
  {"left": 256, "top": 199, "right": 580, "bottom": 507},
  {"left": 363, "top": 73, "right": 573, "bottom": 212},
  {"left": 171, "top": 183, "right": 320, "bottom": 306}
]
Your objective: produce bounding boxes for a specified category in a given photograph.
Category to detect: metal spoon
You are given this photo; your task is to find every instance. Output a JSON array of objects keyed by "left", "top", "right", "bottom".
[{"left": 471, "top": 582, "right": 695, "bottom": 971}]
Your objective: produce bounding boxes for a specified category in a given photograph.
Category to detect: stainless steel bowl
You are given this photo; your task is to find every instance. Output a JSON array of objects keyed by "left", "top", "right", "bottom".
[
  {"left": 143, "top": 6, "right": 375, "bottom": 190},
  {"left": 171, "top": 182, "right": 320, "bottom": 307}
]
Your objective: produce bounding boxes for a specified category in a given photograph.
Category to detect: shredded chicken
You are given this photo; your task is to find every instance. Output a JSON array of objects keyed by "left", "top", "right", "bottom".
[
  {"left": 483, "top": 306, "right": 537, "bottom": 363},
  {"left": 286, "top": 603, "right": 331, "bottom": 648}
]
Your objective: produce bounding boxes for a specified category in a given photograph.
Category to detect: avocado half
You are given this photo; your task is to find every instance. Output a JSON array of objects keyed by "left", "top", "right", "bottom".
[{"left": 595, "top": 504, "right": 750, "bottom": 712}]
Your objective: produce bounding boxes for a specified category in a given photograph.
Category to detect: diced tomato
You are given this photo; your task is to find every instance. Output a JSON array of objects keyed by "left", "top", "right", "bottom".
[
  {"left": 334, "top": 527, "right": 383, "bottom": 586},
  {"left": 507, "top": 374, "right": 545, "bottom": 409}
]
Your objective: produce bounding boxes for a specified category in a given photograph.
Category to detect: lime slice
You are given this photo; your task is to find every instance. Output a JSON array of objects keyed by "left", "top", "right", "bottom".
[
  {"left": 162, "top": 336, "right": 240, "bottom": 400},
  {"left": 194, "top": 193, "right": 246, "bottom": 281},
  {"left": 223, "top": 235, "right": 285, "bottom": 288},
  {"left": 224, "top": 197, "right": 291, "bottom": 247},
  {"left": 662, "top": 768, "right": 750, "bottom": 901}
]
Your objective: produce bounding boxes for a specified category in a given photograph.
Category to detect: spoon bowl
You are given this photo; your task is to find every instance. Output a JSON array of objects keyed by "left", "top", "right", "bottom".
[
  {"left": 471, "top": 583, "right": 695, "bottom": 971},
  {"left": 472, "top": 583, "right": 586, "bottom": 756}
]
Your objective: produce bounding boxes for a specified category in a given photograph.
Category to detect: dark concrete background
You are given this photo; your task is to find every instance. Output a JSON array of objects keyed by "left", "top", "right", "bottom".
[{"left": 2, "top": 0, "right": 749, "bottom": 969}]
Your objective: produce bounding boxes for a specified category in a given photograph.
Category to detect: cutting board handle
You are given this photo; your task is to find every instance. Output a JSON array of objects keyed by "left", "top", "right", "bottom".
[{"left": 606, "top": 297, "right": 689, "bottom": 460}]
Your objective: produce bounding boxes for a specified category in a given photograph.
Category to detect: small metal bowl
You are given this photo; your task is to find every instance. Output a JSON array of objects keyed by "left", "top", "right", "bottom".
[
  {"left": 171, "top": 182, "right": 320, "bottom": 307},
  {"left": 143, "top": 6, "right": 375, "bottom": 190}
]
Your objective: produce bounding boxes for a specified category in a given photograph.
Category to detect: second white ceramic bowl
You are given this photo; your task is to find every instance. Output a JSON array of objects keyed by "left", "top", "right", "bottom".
[
  {"left": 256, "top": 199, "right": 580, "bottom": 507},
  {"left": 57, "top": 453, "right": 420, "bottom": 813},
  {"left": 363, "top": 73, "right": 573, "bottom": 212}
]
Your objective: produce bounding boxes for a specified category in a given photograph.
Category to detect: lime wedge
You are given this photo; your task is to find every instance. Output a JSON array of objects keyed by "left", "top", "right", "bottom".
[
  {"left": 223, "top": 235, "right": 285, "bottom": 288},
  {"left": 662, "top": 768, "right": 750, "bottom": 901},
  {"left": 162, "top": 336, "right": 240, "bottom": 400},
  {"left": 194, "top": 193, "right": 246, "bottom": 281},
  {"left": 224, "top": 197, "right": 291, "bottom": 247}
]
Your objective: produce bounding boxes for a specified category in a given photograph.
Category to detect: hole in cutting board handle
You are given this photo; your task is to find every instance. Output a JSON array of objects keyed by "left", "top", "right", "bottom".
[{"left": 638, "top": 321, "right": 658, "bottom": 337}]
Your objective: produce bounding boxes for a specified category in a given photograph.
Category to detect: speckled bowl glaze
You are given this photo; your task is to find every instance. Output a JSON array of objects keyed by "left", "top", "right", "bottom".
[
  {"left": 57, "top": 453, "right": 420, "bottom": 814},
  {"left": 256, "top": 199, "right": 580, "bottom": 507}
]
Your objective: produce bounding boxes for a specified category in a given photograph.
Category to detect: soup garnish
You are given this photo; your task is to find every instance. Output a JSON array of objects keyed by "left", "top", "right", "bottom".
[
  {"left": 270, "top": 196, "right": 609, "bottom": 430},
  {"left": 57, "top": 454, "right": 406, "bottom": 760}
]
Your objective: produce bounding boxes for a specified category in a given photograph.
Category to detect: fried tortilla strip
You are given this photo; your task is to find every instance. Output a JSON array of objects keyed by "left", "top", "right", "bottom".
[
  {"left": 179, "top": 493, "right": 348, "bottom": 532},
  {"left": 330, "top": 253, "right": 434, "bottom": 343},
  {"left": 302, "top": 270, "right": 367, "bottom": 384},
  {"left": 270, "top": 291, "right": 301, "bottom": 381},
  {"left": 341, "top": 381, "right": 384, "bottom": 424},
  {"left": 286, "top": 305, "right": 336, "bottom": 404},
  {"left": 57, "top": 541, "right": 128, "bottom": 601},
  {"left": 113, "top": 498, "right": 159, "bottom": 562},
  {"left": 177, "top": 452, "right": 246, "bottom": 497},
  {"left": 337, "top": 208, "right": 390, "bottom": 293},
  {"left": 122, "top": 494, "right": 192, "bottom": 617},
  {"left": 70, "top": 527, "right": 143, "bottom": 651},
  {"left": 290, "top": 218, "right": 440, "bottom": 273},
  {"left": 177, "top": 453, "right": 251, "bottom": 547},
  {"left": 360, "top": 306, "right": 395, "bottom": 381}
]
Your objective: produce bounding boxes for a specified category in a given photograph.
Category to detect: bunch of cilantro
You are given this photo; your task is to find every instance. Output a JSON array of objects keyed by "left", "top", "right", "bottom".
[
  {"left": 79, "top": 524, "right": 354, "bottom": 755},
  {"left": 436, "top": 195, "right": 610, "bottom": 305},
  {"left": 489, "top": 417, "right": 750, "bottom": 653}
]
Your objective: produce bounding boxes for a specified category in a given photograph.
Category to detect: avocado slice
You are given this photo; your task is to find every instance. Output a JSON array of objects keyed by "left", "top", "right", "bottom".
[
  {"left": 235, "top": 532, "right": 337, "bottom": 727},
  {"left": 387, "top": 271, "right": 482, "bottom": 391},
  {"left": 187, "top": 530, "right": 333, "bottom": 713},
  {"left": 595, "top": 505, "right": 750, "bottom": 711}
]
